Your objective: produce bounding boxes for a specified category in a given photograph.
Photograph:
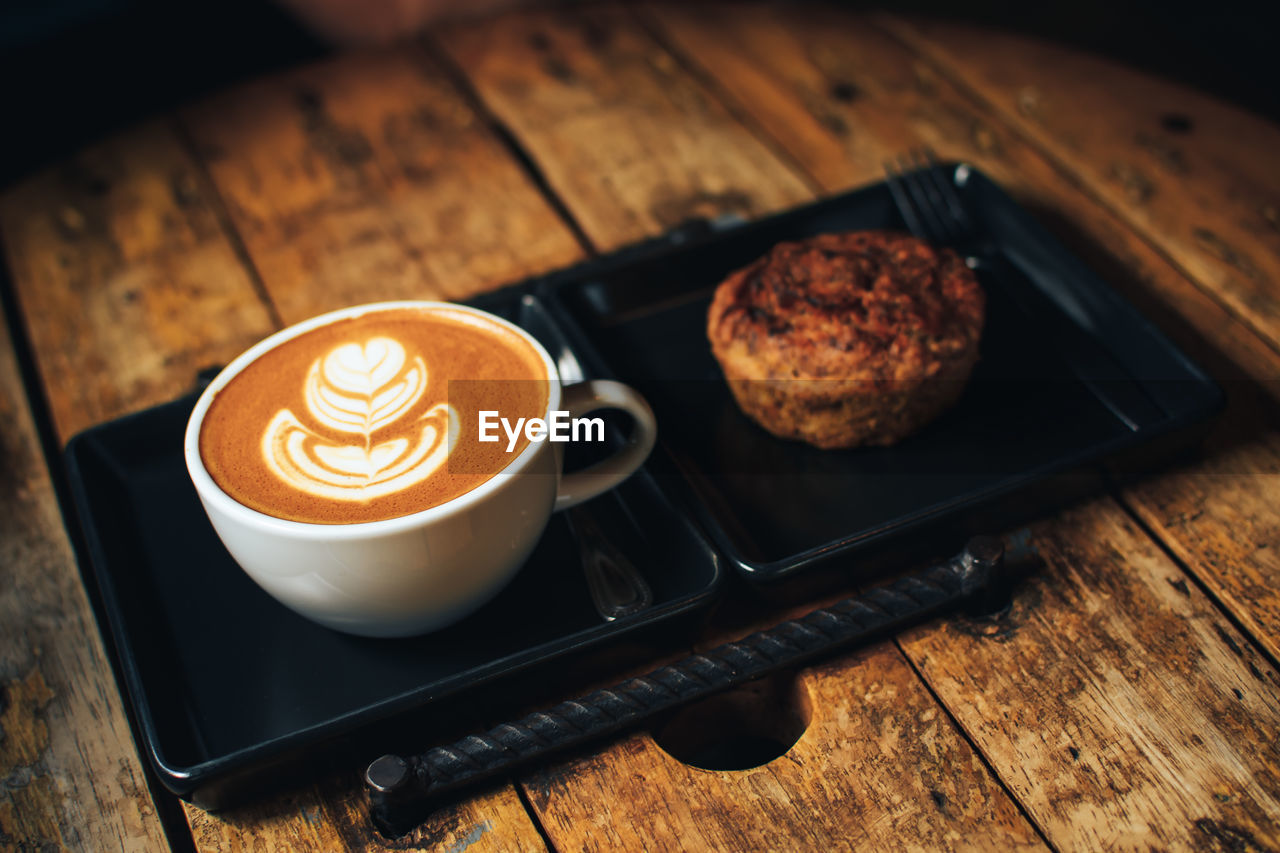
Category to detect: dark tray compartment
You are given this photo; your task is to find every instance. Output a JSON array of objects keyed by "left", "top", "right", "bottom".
[
  {"left": 64, "top": 291, "right": 723, "bottom": 808},
  {"left": 539, "top": 165, "right": 1223, "bottom": 581}
]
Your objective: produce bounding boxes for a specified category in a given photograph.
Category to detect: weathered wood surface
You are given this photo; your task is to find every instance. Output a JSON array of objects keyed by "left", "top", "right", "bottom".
[
  {"left": 0, "top": 298, "right": 168, "bottom": 849},
  {"left": 873, "top": 14, "right": 1280, "bottom": 665},
  {"left": 884, "top": 17, "right": 1280, "bottom": 356},
  {"left": 4, "top": 3, "right": 1280, "bottom": 851},
  {"left": 900, "top": 503, "right": 1280, "bottom": 849},
  {"left": 524, "top": 647, "right": 1044, "bottom": 852},
  {"left": 436, "top": 5, "right": 814, "bottom": 252},
  {"left": 187, "top": 772, "right": 546, "bottom": 853},
  {"left": 0, "top": 121, "right": 277, "bottom": 444},
  {"left": 180, "top": 45, "right": 582, "bottom": 325},
  {"left": 1121, "top": 420, "right": 1280, "bottom": 663},
  {"left": 641, "top": 3, "right": 1280, "bottom": 391}
]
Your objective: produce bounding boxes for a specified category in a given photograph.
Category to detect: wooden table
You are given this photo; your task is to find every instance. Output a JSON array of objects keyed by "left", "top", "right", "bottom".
[{"left": 4, "top": 5, "right": 1280, "bottom": 850}]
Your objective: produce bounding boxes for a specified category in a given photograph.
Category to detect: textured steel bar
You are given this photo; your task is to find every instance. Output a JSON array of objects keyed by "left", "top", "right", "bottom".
[{"left": 367, "top": 536, "right": 1005, "bottom": 837}]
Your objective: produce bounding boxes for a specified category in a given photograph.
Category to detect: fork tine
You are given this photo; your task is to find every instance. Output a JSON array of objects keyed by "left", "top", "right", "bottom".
[
  {"left": 883, "top": 158, "right": 928, "bottom": 240},
  {"left": 922, "top": 148, "right": 978, "bottom": 240},
  {"left": 898, "top": 152, "right": 952, "bottom": 245},
  {"left": 909, "top": 149, "right": 963, "bottom": 245}
]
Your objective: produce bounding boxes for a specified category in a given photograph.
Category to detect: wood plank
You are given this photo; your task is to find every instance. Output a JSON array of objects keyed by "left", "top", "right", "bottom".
[
  {"left": 0, "top": 301, "right": 169, "bottom": 849},
  {"left": 1122, "top": 417, "right": 1280, "bottom": 664},
  {"left": 436, "top": 4, "right": 814, "bottom": 252},
  {"left": 313, "top": 773, "right": 547, "bottom": 853},
  {"left": 646, "top": 0, "right": 1280, "bottom": 694},
  {"left": 900, "top": 503, "right": 1280, "bottom": 848},
  {"left": 524, "top": 646, "right": 1044, "bottom": 851},
  {"left": 883, "top": 16, "right": 1280, "bottom": 358},
  {"left": 185, "top": 773, "right": 546, "bottom": 852},
  {"left": 180, "top": 45, "right": 582, "bottom": 325},
  {"left": 0, "top": 120, "right": 278, "bottom": 445}
]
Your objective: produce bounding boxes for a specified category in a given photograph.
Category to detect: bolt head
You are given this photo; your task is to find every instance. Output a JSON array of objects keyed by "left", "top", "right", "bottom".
[
  {"left": 964, "top": 536, "right": 1004, "bottom": 570},
  {"left": 366, "top": 755, "right": 409, "bottom": 793}
]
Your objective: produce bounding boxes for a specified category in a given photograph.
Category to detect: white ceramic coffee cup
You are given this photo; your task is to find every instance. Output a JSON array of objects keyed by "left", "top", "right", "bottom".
[{"left": 184, "top": 300, "right": 656, "bottom": 638}]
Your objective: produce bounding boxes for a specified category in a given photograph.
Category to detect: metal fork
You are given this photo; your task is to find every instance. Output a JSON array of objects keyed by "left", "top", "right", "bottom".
[
  {"left": 884, "top": 149, "right": 981, "bottom": 252},
  {"left": 887, "top": 150, "right": 1112, "bottom": 332},
  {"left": 883, "top": 149, "right": 1165, "bottom": 430}
]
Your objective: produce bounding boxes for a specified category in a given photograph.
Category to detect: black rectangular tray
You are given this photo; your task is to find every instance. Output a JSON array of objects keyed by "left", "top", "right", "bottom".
[
  {"left": 538, "top": 164, "right": 1223, "bottom": 581},
  {"left": 65, "top": 289, "right": 724, "bottom": 808},
  {"left": 65, "top": 165, "right": 1222, "bottom": 808}
]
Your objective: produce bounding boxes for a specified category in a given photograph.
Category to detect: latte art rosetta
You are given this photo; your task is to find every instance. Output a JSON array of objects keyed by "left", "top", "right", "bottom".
[
  {"left": 262, "top": 337, "right": 459, "bottom": 501},
  {"left": 200, "top": 305, "right": 549, "bottom": 524}
]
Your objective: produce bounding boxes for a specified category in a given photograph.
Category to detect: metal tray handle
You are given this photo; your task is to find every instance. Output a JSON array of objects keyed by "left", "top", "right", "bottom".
[{"left": 366, "top": 536, "right": 1005, "bottom": 837}]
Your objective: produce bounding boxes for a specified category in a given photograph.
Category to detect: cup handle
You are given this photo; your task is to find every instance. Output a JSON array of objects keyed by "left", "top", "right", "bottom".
[{"left": 554, "top": 380, "right": 657, "bottom": 511}]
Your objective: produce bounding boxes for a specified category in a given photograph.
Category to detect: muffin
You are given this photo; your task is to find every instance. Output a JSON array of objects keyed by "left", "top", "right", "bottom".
[{"left": 706, "top": 230, "right": 985, "bottom": 449}]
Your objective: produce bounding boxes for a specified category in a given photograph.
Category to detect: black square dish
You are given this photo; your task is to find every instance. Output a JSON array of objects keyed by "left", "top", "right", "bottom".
[
  {"left": 65, "top": 290, "right": 723, "bottom": 808},
  {"left": 539, "top": 165, "right": 1222, "bottom": 580}
]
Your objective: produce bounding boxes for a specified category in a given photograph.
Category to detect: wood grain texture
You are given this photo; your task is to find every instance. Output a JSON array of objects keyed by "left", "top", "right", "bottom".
[
  {"left": 1122, "top": 420, "right": 1280, "bottom": 664},
  {"left": 0, "top": 299, "right": 168, "bottom": 850},
  {"left": 186, "top": 773, "right": 545, "bottom": 853},
  {"left": 436, "top": 4, "right": 814, "bottom": 252},
  {"left": 180, "top": 45, "right": 582, "bottom": 325},
  {"left": 640, "top": 3, "right": 1280, "bottom": 389},
  {"left": 0, "top": 120, "right": 277, "bottom": 444},
  {"left": 648, "top": 0, "right": 1280, "bottom": 719},
  {"left": 883, "top": 16, "right": 1280, "bottom": 358},
  {"left": 900, "top": 502, "right": 1280, "bottom": 849},
  {"left": 864, "top": 13, "right": 1280, "bottom": 667},
  {"left": 524, "top": 645, "right": 1044, "bottom": 852}
]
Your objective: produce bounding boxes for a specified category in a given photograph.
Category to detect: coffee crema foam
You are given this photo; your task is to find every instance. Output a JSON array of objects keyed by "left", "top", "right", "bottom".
[{"left": 200, "top": 307, "right": 548, "bottom": 524}]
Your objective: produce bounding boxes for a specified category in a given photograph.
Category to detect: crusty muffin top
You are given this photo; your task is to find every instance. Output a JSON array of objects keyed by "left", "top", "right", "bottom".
[{"left": 707, "top": 231, "right": 984, "bottom": 381}]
